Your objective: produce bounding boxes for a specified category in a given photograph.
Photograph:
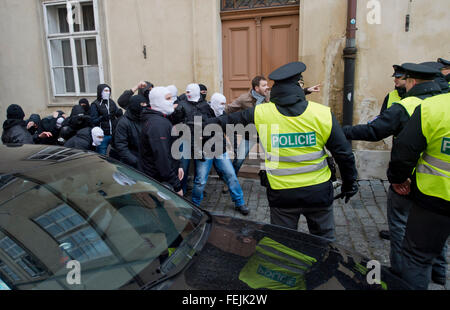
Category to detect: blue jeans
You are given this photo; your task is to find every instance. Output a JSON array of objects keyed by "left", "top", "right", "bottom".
[
  {"left": 233, "top": 138, "right": 257, "bottom": 175},
  {"left": 192, "top": 153, "right": 245, "bottom": 208},
  {"left": 97, "top": 135, "right": 112, "bottom": 156}
]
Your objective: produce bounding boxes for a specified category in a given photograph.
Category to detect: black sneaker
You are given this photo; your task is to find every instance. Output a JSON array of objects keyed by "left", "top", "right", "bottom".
[
  {"left": 379, "top": 230, "right": 390, "bottom": 240},
  {"left": 235, "top": 205, "right": 249, "bottom": 216},
  {"left": 432, "top": 271, "right": 447, "bottom": 286}
]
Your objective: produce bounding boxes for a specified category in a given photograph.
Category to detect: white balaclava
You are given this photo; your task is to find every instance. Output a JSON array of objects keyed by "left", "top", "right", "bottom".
[
  {"left": 167, "top": 85, "right": 178, "bottom": 101},
  {"left": 149, "top": 87, "right": 175, "bottom": 116},
  {"left": 91, "top": 127, "right": 104, "bottom": 147},
  {"left": 210, "top": 93, "right": 227, "bottom": 117},
  {"left": 101, "top": 87, "right": 111, "bottom": 101},
  {"left": 186, "top": 84, "right": 201, "bottom": 103}
]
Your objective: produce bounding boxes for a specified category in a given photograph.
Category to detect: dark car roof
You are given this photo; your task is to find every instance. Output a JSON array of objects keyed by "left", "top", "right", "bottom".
[{"left": 0, "top": 144, "right": 97, "bottom": 176}]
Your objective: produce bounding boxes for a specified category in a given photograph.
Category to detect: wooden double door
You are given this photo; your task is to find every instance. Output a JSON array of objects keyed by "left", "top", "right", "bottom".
[{"left": 222, "top": 11, "right": 299, "bottom": 102}]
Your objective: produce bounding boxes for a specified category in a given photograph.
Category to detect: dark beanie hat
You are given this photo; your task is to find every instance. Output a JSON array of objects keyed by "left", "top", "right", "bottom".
[
  {"left": 28, "top": 114, "right": 41, "bottom": 125},
  {"left": 7, "top": 104, "right": 25, "bottom": 120},
  {"left": 79, "top": 98, "right": 89, "bottom": 105}
]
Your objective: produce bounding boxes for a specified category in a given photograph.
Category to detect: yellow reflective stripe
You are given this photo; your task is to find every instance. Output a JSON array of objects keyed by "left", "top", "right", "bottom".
[
  {"left": 254, "top": 252, "right": 307, "bottom": 274},
  {"left": 258, "top": 245, "right": 312, "bottom": 269},
  {"left": 266, "top": 150, "right": 326, "bottom": 163},
  {"left": 423, "top": 153, "right": 450, "bottom": 172},
  {"left": 258, "top": 237, "right": 317, "bottom": 265},
  {"left": 266, "top": 159, "right": 328, "bottom": 176}
]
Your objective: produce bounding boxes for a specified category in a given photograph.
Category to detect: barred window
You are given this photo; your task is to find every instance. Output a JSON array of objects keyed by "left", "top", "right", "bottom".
[
  {"left": 221, "top": 0, "right": 300, "bottom": 11},
  {"left": 43, "top": 0, "right": 104, "bottom": 96}
]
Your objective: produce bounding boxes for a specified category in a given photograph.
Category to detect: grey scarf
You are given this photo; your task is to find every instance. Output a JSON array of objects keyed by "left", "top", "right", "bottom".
[{"left": 251, "top": 90, "right": 266, "bottom": 106}]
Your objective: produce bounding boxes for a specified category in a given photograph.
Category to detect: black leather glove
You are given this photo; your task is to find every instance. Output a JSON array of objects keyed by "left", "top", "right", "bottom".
[{"left": 334, "top": 181, "right": 359, "bottom": 203}]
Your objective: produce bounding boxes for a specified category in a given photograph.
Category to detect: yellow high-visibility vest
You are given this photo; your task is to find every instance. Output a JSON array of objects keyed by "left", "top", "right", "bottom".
[
  {"left": 254, "top": 101, "right": 332, "bottom": 190},
  {"left": 415, "top": 93, "right": 450, "bottom": 202},
  {"left": 393, "top": 96, "right": 423, "bottom": 117},
  {"left": 387, "top": 90, "right": 402, "bottom": 110}
]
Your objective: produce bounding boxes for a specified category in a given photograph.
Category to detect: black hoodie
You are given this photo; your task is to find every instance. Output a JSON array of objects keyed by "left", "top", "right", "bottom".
[
  {"left": 2, "top": 119, "right": 33, "bottom": 145},
  {"left": 113, "top": 96, "right": 143, "bottom": 168},
  {"left": 139, "top": 108, "right": 182, "bottom": 192},
  {"left": 90, "top": 84, "right": 122, "bottom": 136}
]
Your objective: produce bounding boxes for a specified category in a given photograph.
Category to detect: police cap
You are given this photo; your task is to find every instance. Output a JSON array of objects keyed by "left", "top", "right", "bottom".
[
  {"left": 421, "top": 61, "right": 445, "bottom": 71},
  {"left": 269, "top": 62, "right": 307, "bottom": 82},
  {"left": 401, "top": 63, "right": 440, "bottom": 80},
  {"left": 437, "top": 58, "right": 450, "bottom": 67},
  {"left": 392, "top": 65, "right": 406, "bottom": 78}
]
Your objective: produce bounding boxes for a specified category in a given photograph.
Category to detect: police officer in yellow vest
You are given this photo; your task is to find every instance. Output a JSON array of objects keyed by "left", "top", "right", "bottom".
[
  {"left": 380, "top": 65, "right": 407, "bottom": 114},
  {"left": 437, "top": 58, "right": 450, "bottom": 86},
  {"left": 208, "top": 62, "right": 358, "bottom": 242},
  {"left": 387, "top": 92, "right": 450, "bottom": 290},
  {"left": 343, "top": 63, "right": 446, "bottom": 282}
]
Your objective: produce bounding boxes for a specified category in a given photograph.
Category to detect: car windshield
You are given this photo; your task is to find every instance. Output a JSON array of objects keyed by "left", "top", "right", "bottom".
[{"left": 0, "top": 154, "right": 207, "bottom": 290}]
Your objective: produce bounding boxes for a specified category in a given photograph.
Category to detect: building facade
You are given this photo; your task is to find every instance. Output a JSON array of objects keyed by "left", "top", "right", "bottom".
[{"left": 1, "top": 0, "right": 449, "bottom": 177}]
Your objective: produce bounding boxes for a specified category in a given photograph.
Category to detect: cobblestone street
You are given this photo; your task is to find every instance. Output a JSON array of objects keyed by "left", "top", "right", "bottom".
[{"left": 191, "top": 176, "right": 449, "bottom": 290}]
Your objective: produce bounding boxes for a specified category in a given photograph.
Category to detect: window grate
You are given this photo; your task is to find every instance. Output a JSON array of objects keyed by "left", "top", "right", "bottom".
[{"left": 221, "top": 0, "right": 300, "bottom": 11}]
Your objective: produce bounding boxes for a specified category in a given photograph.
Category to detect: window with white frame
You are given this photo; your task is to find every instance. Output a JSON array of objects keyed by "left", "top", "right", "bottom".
[{"left": 43, "top": 0, "right": 104, "bottom": 96}]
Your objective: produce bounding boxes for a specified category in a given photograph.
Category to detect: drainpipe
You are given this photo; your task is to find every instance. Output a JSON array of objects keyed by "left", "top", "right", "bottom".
[{"left": 342, "top": 0, "right": 358, "bottom": 126}]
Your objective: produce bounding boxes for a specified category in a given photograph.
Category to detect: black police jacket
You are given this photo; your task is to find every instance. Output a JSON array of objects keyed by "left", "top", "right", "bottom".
[{"left": 343, "top": 81, "right": 442, "bottom": 142}]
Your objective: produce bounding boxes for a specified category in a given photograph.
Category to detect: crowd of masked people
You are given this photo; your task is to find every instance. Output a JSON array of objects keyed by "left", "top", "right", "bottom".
[{"left": 1, "top": 80, "right": 260, "bottom": 215}]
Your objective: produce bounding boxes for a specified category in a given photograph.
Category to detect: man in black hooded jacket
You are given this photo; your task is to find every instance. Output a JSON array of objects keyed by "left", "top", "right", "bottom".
[
  {"left": 114, "top": 95, "right": 146, "bottom": 168},
  {"left": 90, "top": 84, "right": 123, "bottom": 155},
  {"left": 206, "top": 62, "right": 358, "bottom": 242},
  {"left": 63, "top": 105, "right": 93, "bottom": 151},
  {"left": 2, "top": 104, "right": 34, "bottom": 144}
]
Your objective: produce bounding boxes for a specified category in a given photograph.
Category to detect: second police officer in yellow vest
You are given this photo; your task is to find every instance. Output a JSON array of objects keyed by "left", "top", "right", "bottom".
[
  {"left": 343, "top": 63, "right": 447, "bottom": 284},
  {"left": 208, "top": 62, "right": 359, "bottom": 243},
  {"left": 380, "top": 65, "right": 407, "bottom": 115},
  {"left": 387, "top": 91, "right": 450, "bottom": 290}
]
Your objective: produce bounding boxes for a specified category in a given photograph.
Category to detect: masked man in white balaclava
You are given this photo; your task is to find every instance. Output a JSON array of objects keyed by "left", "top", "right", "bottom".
[
  {"left": 91, "top": 127, "right": 104, "bottom": 151},
  {"left": 167, "top": 85, "right": 178, "bottom": 102},
  {"left": 90, "top": 84, "right": 123, "bottom": 155},
  {"left": 139, "top": 87, "right": 184, "bottom": 196},
  {"left": 205, "top": 93, "right": 248, "bottom": 215}
]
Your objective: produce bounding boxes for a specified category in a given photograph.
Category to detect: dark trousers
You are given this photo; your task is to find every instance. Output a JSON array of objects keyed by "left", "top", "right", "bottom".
[
  {"left": 267, "top": 181, "right": 335, "bottom": 242},
  {"left": 270, "top": 205, "right": 336, "bottom": 242},
  {"left": 387, "top": 187, "right": 448, "bottom": 278},
  {"left": 401, "top": 203, "right": 450, "bottom": 290}
]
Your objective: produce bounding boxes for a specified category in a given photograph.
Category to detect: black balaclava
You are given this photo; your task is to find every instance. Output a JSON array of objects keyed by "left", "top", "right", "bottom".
[
  {"left": 128, "top": 95, "right": 146, "bottom": 119},
  {"left": 138, "top": 81, "right": 154, "bottom": 102},
  {"left": 27, "top": 114, "right": 41, "bottom": 135},
  {"left": 79, "top": 98, "right": 90, "bottom": 113},
  {"left": 68, "top": 105, "right": 91, "bottom": 131},
  {"left": 28, "top": 114, "right": 41, "bottom": 126},
  {"left": 199, "top": 84, "right": 208, "bottom": 102},
  {"left": 7, "top": 104, "right": 25, "bottom": 120}
]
